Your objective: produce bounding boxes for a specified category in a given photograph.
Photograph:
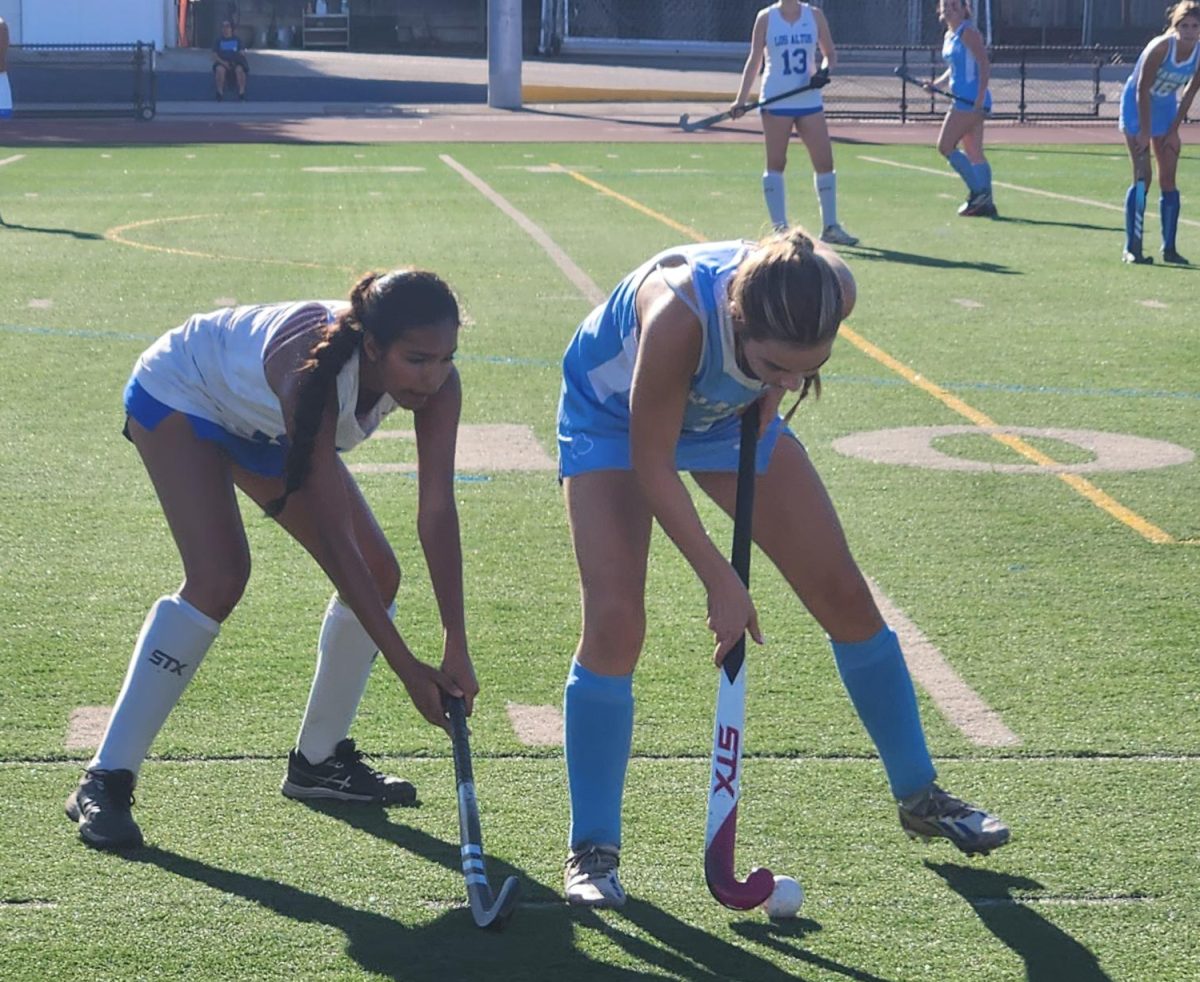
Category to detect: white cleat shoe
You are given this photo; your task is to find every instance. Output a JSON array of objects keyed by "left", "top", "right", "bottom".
[
  {"left": 564, "top": 844, "right": 627, "bottom": 908},
  {"left": 820, "top": 223, "right": 859, "bottom": 246}
]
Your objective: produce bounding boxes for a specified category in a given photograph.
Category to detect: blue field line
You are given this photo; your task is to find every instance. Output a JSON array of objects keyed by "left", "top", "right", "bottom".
[{"left": 5, "top": 323, "right": 1198, "bottom": 403}]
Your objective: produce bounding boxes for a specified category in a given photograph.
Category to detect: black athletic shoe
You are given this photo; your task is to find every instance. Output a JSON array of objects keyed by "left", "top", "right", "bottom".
[
  {"left": 1161, "top": 248, "right": 1189, "bottom": 265},
  {"left": 281, "top": 738, "right": 416, "bottom": 805},
  {"left": 65, "top": 769, "right": 144, "bottom": 850},
  {"left": 1122, "top": 250, "right": 1154, "bottom": 265}
]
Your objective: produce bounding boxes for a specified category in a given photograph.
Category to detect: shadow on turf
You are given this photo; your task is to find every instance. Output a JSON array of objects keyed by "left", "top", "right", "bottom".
[
  {"left": 0, "top": 214, "right": 104, "bottom": 240},
  {"left": 122, "top": 802, "right": 890, "bottom": 981},
  {"left": 926, "top": 862, "right": 1113, "bottom": 982},
  {"left": 840, "top": 244, "right": 1019, "bottom": 275}
]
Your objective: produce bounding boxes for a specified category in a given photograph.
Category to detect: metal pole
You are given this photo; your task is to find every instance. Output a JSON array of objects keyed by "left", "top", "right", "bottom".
[
  {"left": 1081, "top": 0, "right": 1093, "bottom": 47},
  {"left": 984, "top": 0, "right": 993, "bottom": 47},
  {"left": 488, "top": 0, "right": 522, "bottom": 110}
]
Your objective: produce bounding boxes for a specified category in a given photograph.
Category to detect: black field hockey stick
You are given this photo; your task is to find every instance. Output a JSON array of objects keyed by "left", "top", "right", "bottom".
[
  {"left": 703, "top": 401, "right": 776, "bottom": 910},
  {"left": 680, "top": 71, "right": 830, "bottom": 133},
  {"left": 447, "top": 697, "right": 520, "bottom": 930},
  {"left": 893, "top": 67, "right": 989, "bottom": 113}
]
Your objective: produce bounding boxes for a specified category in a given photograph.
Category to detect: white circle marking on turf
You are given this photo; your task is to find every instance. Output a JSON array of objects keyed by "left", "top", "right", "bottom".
[
  {"left": 953, "top": 298, "right": 984, "bottom": 309},
  {"left": 1138, "top": 300, "right": 1169, "bottom": 309},
  {"left": 833, "top": 426, "right": 1194, "bottom": 474}
]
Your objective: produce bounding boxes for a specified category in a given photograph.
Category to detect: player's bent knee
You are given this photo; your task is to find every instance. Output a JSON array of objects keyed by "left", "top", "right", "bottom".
[
  {"left": 581, "top": 600, "right": 645, "bottom": 655},
  {"left": 182, "top": 556, "right": 250, "bottom": 622}
]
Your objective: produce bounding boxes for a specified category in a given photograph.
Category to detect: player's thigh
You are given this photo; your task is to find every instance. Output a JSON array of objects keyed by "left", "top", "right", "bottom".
[
  {"left": 937, "top": 108, "right": 975, "bottom": 156},
  {"left": 761, "top": 111, "right": 795, "bottom": 170},
  {"left": 795, "top": 112, "right": 834, "bottom": 172},
  {"left": 693, "top": 435, "right": 882, "bottom": 642},
  {"left": 1152, "top": 131, "right": 1181, "bottom": 189},
  {"left": 564, "top": 470, "right": 653, "bottom": 669},
  {"left": 128, "top": 413, "right": 249, "bottom": 619},
  {"left": 959, "top": 116, "right": 987, "bottom": 159},
  {"left": 233, "top": 457, "right": 400, "bottom": 604}
]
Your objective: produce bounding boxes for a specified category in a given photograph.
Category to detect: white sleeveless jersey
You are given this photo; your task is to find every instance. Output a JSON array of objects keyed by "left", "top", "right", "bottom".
[
  {"left": 132, "top": 300, "right": 397, "bottom": 452},
  {"left": 760, "top": 3, "right": 822, "bottom": 111}
]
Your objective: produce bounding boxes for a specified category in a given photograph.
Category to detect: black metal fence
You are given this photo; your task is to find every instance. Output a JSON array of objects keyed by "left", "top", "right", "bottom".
[
  {"left": 818, "top": 45, "right": 1138, "bottom": 122},
  {"left": 8, "top": 43, "right": 157, "bottom": 120}
]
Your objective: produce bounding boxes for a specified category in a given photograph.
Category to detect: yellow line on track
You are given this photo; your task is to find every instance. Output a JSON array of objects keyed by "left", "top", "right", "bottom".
[{"left": 551, "top": 165, "right": 1181, "bottom": 545}]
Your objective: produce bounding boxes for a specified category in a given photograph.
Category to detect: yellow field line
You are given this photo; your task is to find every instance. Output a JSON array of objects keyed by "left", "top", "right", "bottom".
[{"left": 552, "top": 165, "right": 1180, "bottom": 545}]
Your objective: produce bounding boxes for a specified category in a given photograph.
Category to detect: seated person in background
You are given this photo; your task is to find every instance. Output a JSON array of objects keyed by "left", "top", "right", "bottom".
[{"left": 212, "top": 19, "right": 248, "bottom": 101}]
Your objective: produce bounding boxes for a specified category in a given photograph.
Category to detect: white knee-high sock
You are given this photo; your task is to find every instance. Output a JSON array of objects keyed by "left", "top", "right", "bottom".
[
  {"left": 296, "top": 594, "right": 394, "bottom": 764},
  {"left": 90, "top": 595, "right": 219, "bottom": 775},
  {"left": 762, "top": 170, "right": 788, "bottom": 229},
  {"left": 815, "top": 170, "right": 838, "bottom": 227}
]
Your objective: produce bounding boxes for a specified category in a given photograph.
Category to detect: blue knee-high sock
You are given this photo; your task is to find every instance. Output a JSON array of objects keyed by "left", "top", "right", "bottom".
[
  {"left": 831, "top": 626, "right": 936, "bottom": 800},
  {"left": 1161, "top": 190, "right": 1181, "bottom": 251},
  {"left": 565, "top": 659, "right": 634, "bottom": 850},
  {"left": 946, "top": 149, "right": 981, "bottom": 193},
  {"left": 973, "top": 161, "right": 992, "bottom": 194},
  {"left": 1125, "top": 181, "right": 1147, "bottom": 253}
]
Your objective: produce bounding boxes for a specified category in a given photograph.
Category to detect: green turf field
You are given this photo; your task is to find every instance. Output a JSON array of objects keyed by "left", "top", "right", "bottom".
[{"left": 1, "top": 138, "right": 1197, "bottom": 980}]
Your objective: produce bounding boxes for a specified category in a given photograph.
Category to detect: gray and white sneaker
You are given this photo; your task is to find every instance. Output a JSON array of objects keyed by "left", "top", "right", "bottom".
[
  {"left": 565, "top": 844, "right": 626, "bottom": 908},
  {"left": 820, "top": 223, "right": 860, "bottom": 246},
  {"left": 898, "top": 783, "right": 1010, "bottom": 856},
  {"left": 281, "top": 738, "right": 416, "bottom": 805},
  {"left": 65, "top": 768, "right": 144, "bottom": 850}
]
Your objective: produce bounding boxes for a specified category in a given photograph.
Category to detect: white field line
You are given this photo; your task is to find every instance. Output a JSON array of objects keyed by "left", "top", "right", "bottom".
[
  {"left": 868, "top": 579, "right": 1021, "bottom": 747},
  {"left": 858, "top": 154, "right": 1200, "bottom": 228},
  {"left": 443, "top": 158, "right": 1019, "bottom": 749},
  {"left": 37, "top": 742, "right": 1200, "bottom": 764},
  {"left": 0, "top": 154, "right": 26, "bottom": 167},
  {"left": 438, "top": 154, "right": 605, "bottom": 305}
]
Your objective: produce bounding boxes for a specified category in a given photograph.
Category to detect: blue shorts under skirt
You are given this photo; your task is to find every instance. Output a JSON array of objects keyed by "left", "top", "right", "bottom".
[
  {"left": 1119, "top": 85, "right": 1177, "bottom": 137},
  {"left": 123, "top": 377, "right": 288, "bottom": 477},
  {"left": 557, "top": 411, "right": 792, "bottom": 480}
]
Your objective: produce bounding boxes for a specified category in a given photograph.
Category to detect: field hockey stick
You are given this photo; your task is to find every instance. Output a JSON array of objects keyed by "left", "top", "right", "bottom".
[
  {"left": 703, "top": 401, "right": 776, "bottom": 911},
  {"left": 680, "top": 71, "right": 830, "bottom": 133},
  {"left": 447, "top": 697, "right": 521, "bottom": 930},
  {"left": 893, "top": 67, "right": 988, "bottom": 113}
]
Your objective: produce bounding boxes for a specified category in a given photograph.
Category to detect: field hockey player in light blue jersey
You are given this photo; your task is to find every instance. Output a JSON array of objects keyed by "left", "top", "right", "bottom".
[
  {"left": 730, "top": 0, "right": 858, "bottom": 246},
  {"left": 0, "top": 16, "right": 12, "bottom": 120},
  {"left": 929, "top": 0, "right": 996, "bottom": 217},
  {"left": 1119, "top": 1, "right": 1200, "bottom": 265},
  {"left": 64, "top": 271, "right": 478, "bottom": 851},
  {"left": 556, "top": 227, "right": 1010, "bottom": 908}
]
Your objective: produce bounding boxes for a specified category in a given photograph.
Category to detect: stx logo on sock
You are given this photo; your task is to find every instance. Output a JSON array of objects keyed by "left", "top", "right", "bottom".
[
  {"left": 712, "top": 724, "right": 740, "bottom": 798},
  {"left": 148, "top": 649, "right": 188, "bottom": 675}
]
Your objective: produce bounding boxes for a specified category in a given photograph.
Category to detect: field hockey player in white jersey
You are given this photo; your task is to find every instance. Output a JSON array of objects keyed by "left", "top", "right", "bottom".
[
  {"left": 65, "top": 270, "right": 478, "bottom": 850},
  {"left": 1118, "top": 1, "right": 1200, "bottom": 265},
  {"left": 557, "top": 227, "right": 1009, "bottom": 908},
  {"left": 730, "top": 1, "right": 858, "bottom": 246}
]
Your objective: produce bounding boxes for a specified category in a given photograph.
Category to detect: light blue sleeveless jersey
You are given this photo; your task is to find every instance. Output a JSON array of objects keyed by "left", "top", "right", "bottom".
[
  {"left": 558, "top": 241, "right": 788, "bottom": 477},
  {"left": 943, "top": 20, "right": 992, "bottom": 111},
  {"left": 1119, "top": 34, "right": 1200, "bottom": 136}
]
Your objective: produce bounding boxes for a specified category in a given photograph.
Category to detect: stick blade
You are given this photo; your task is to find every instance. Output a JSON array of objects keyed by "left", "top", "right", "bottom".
[
  {"left": 470, "top": 875, "right": 521, "bottom": 930},
  {"left": 678, "top": 113, "right": 690, "bottom": 129}
]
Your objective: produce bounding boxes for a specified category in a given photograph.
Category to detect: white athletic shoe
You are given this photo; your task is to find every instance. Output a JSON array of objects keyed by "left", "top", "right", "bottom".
[
  {"left": 564, "top": 844, "right": 626, "bottom": 908},
  {"left": 820, "top": 223, "right": 859, "bottom": 246}
]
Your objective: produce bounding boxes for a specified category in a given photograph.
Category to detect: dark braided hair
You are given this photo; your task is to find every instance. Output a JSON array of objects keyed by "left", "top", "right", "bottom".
[
  {"left": 265, "top": 268, "right": 460, "bottom": 517},
  {"left": 728, "top": 226, "right": 845, "bottom": 414}
]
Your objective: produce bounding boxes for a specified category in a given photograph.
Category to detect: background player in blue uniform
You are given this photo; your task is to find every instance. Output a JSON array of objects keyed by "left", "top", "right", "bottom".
[
  {"left": 730, "top": 1, "right": 858, "bottom": 245},
  {"left": 64, "top": 270, "right": 477, "bottom": 850},
  {"left": 1118, "top": 2, "right": 1200, "bottom": 265},
  {"left": 928, "top": 0, "right": 996, "bottom": 217},
  {"left": 557, "top": 227, "right": 1010, "bottom": 908}
]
